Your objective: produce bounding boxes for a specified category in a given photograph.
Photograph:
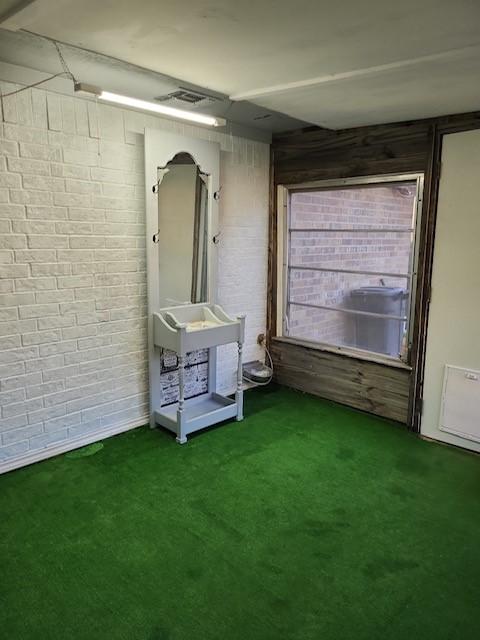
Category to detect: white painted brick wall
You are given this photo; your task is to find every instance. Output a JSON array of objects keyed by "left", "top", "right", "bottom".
[{"left": 0, "top": 80, "right": 269, "bottom": 469}]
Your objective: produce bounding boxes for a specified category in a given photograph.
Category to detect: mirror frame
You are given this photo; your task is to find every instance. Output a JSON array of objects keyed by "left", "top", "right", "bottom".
[
  {"left": 144, "top": 129, "right": 221, "bottom": 422},
  {"left": 144, "top": 129, "right": 221, "bottom": 316}
]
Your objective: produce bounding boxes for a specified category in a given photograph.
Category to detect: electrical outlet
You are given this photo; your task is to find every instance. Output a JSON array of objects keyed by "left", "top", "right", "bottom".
[{"left": 257, "top": 333, "right": 265, "bottom": 345}]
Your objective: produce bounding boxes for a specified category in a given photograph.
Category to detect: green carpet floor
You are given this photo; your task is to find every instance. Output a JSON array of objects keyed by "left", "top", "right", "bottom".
[{"left": 1, "top": 386, "right": 479, "bottom": 640}]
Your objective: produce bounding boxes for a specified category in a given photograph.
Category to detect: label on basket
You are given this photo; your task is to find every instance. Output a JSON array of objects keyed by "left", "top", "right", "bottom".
[{"left": 161, "top": 350, "right": 178, "bottom": 371}]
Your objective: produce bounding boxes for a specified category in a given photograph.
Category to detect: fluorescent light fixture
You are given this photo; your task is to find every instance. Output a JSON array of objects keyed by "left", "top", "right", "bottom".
[{"left": 74, "top": 83, "right": 225, "bottom": 127}]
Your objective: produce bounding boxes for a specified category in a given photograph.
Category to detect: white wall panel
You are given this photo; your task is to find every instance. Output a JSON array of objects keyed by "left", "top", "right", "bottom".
[{"left": 421, "top": 129, "right": 480, "bottom": 452}]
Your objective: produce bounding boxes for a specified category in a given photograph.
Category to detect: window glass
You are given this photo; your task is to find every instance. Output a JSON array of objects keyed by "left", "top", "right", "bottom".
[{"left": 284, "top": 180, "right": 420, "bottom": 361}]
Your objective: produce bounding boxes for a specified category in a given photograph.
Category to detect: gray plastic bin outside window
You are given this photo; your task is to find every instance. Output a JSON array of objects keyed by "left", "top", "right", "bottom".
[{"left": 349, "top": 286, "right": 407, "bottom": 357}]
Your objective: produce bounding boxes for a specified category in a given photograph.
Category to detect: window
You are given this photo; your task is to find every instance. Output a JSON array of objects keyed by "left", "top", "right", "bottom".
[{"left": 278, "top": 174, "right": 423, "bottom": 363}]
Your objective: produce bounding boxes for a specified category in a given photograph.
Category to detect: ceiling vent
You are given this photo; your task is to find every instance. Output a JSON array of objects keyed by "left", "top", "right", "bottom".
[{"left": 154, "top": 88, "right": 219, "bottom": 108}]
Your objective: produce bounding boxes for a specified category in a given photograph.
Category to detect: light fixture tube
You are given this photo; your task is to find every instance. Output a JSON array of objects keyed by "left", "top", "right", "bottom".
[
  {"left": 74, "top": 83, "right": 225, "bottom": 127},
  {"left": 101, "top": 90, "right": 226, "bottom": 127}
]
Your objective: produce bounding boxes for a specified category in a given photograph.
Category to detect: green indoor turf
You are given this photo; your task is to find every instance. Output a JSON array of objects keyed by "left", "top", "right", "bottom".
[{"left": 1, "top": 386, "right": 479, "bottom": 640}]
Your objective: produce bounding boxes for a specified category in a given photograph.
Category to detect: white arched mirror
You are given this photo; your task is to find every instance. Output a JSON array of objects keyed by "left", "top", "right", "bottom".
[
  {"left": 156, "top": 152, "right": 209, "bottom": 307},
  {"left": 145, "top": 130, "right": 220, "bottom": 312}
]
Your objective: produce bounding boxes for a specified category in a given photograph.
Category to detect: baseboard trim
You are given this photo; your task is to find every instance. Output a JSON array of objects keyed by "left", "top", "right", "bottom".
[{"left": 0, "top": 415, "right": 149, "bottom": 475}]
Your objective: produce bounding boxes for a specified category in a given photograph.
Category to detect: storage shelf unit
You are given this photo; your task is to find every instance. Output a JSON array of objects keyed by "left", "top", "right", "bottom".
[{"left": 152, "top": 303, "right": 245, "bottom": 443}]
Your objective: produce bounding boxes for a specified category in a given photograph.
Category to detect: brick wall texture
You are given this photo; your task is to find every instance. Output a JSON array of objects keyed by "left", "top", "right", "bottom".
[
  {"left": 0, "top": 81, "right": 269, "bottom": 467},
  {"left": 287, "top": 185, "right": 416, "bottom": 347}
]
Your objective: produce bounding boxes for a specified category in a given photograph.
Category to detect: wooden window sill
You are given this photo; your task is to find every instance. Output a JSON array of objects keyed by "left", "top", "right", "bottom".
[{"left": 271, "top": 336, "right": 413, "bottom": 371}]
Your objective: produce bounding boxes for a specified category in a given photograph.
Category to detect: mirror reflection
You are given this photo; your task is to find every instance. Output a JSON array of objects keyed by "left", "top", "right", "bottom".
[{"left": 157, "top": 153, "right": 209, "bottom": 308}]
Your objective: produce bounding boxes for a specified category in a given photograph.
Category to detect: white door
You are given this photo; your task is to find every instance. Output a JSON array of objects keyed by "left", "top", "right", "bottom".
[{"left": 421, "top": 129, "right": 480, "bottom": 452}]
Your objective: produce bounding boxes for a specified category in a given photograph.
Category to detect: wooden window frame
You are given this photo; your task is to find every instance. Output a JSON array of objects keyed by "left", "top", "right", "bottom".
[{"left": 276, "top": 173, "right": 424, "bottom": 368}]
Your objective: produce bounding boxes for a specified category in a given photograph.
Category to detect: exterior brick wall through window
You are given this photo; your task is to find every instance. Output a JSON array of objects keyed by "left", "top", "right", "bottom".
[{"left": 285, "top": 182, "right": 418, "bottom": 359}]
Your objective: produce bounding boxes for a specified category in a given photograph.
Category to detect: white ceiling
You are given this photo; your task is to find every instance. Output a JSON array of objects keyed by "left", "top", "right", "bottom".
[{"left": 3, "top": 0, "right": 480, "bottom": 129}]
